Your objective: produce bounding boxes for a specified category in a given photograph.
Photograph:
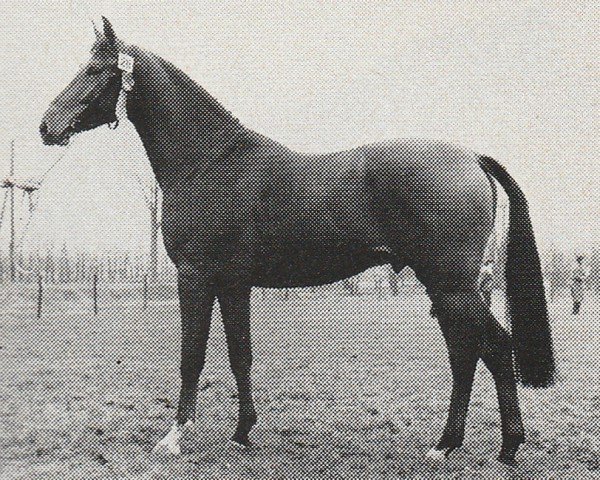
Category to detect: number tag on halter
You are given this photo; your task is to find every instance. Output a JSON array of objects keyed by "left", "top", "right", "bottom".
[
  {"left": 118, "top": 53, "right": 135, "bottom": 91},
  {"left": 121, "top": 72, "right": 135, "bottom": 91},
  {"left": 118, "top": 52, "right": 134, "bottom": 73}
]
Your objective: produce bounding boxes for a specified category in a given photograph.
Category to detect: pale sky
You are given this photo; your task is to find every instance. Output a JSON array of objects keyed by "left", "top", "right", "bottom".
[{"left": 0, "top": 1, "right": 597, "bottom": 256}]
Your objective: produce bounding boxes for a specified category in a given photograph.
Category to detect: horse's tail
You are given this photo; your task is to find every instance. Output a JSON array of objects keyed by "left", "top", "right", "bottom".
[{"left": 479, "top": 155, "right": 555, "bottom": 388}]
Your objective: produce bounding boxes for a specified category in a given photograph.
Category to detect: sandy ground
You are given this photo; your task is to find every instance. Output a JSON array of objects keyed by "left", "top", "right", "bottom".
[{"left": 0, "top": 291, "right": 599, "bottom": 479}]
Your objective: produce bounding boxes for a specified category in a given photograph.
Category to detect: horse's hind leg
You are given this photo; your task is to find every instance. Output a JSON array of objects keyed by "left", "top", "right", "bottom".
[
  {"left": 425, "top": 290, "right": 479, "bottom": 460},
  {"left": 478, "top": 305, "right": 524, "bottom": 465},
  {"left": 425, "top": 287, "right": 524, "bottom": 465}
]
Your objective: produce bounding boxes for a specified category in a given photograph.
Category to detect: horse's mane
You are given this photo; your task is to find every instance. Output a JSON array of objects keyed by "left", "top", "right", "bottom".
[{"left": 140, "top": 47, "right": 244, "bottom": 133}]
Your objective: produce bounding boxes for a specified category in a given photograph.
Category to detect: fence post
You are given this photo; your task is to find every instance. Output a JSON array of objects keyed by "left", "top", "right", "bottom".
[
  {"left": 36, "top": 274, "right": 43, "bottom": 319},
  {"left": 388, "top": 266, "right": 399, "bottom": 296},
  {"left": 143, "top": 274, "right": 148, "bottom": 310},
  {"left": 93, "top": 273, "right": 98, "bottom": 315}
]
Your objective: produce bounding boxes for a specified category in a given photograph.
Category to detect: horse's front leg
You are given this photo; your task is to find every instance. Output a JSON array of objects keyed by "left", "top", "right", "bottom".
[
  {"left": 153, "top": 270, "right": 215, "bottom": 455},
  {"left": 217, "top": 283, "right": 256, "bottom": 447}
]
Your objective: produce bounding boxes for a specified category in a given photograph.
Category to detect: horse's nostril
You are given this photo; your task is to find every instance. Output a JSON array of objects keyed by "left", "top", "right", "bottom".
[{"left": 39, "top": 122, "right": 48, "bottom": 136}]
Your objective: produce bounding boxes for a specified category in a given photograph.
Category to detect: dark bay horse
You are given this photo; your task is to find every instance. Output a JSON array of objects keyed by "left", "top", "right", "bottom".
[{"left": 40, "top": 18, "right": 554, "bottom": 465}]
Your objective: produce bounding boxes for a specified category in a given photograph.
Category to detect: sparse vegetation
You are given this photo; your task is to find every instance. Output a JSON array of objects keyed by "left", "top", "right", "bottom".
[{"left": 0, "top": 286, "right": 598, "bottom": 478}]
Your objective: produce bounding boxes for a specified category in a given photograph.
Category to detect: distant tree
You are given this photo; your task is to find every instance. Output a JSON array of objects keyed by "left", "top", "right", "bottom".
[
  {"left": 342, "top": 278, "right": 357, "bottom": 296},
  {"left": 57, "top": 244, "right": 71, "bottom": 283},
  {"left": 43, "top": 245, "right": 56, "bottom": 283},
  {"left": 589, "top": 248, "right": 600, "bottom": 292},
  {"left": 149, "top": 182, "right": 161, "bottom": 281},
  {"left": 387, "top": 265, "right": 400, "bottom": 296}
]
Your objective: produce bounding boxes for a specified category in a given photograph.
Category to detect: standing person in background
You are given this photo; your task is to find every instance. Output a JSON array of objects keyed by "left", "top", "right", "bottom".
[
  {"left": 478, "top": 259, "right": 495, "bottom": 308},
  {"left": 571, "top": 255, "right": 586, "bottom": 315}
]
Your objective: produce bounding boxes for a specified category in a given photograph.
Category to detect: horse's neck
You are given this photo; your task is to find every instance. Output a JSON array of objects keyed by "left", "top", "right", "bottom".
[{"left": 125, "top": 48, "right": 247, "bottom": 189}]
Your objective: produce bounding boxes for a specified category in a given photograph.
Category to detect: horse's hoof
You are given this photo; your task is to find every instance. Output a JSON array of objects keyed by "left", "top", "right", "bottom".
[
  {"left": 228, "top": 439, "right": 250, "bottom": 451},
  {"left": 230, "top": 432, "right": 252, "bottom": 449},
  {"left": 425, "top": 447, "right": 447, "bottom": 462},
  {"left": 152, "top": 421, "right": 191, "bottom": 456},
  {"left": 426, "top": 445, "right": 457, "bottom": 462},
  {"left": 152, "top": 441, "right": 181, "bottom": 456},
  {"left": 497, "top": 438, "right": 521, "bottom": 467},
  {"left": 497, "top": 453, "right": 518, "bottom": 468}
]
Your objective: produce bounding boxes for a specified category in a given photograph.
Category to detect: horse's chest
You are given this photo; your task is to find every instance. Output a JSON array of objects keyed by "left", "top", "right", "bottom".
[{"left": 160, "top": 187, "right": 252, "bottom": 261}]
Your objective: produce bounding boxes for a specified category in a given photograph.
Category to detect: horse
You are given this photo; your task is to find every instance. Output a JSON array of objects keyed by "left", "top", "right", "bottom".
[{"left": 40, "top": 18, "right": 554, "bottom": 466}]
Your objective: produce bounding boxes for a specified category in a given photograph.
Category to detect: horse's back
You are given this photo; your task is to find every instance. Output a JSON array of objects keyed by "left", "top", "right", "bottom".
[{"left": 360, "top": 138, "right": 488, "bottom": 194}]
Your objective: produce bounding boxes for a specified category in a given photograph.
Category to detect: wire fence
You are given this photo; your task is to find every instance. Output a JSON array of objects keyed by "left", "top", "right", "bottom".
[{"left": 0, "top": 245, "right": 599, "bottom": 319}]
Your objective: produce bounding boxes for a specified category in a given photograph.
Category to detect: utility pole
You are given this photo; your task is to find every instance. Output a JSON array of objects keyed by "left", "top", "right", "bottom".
[{"left": 9, "top": 140, "right": 15, "bottom": 283}]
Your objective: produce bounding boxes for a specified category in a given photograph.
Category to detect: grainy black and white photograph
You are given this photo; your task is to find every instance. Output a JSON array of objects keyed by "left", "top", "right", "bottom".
[{"left": 0, "top": 1, "right": 598, "bottom": 478}]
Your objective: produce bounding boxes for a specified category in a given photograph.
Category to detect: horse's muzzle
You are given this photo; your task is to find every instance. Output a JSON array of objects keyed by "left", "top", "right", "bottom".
[{"left": 39, "top": 121, "right": 72, "bottom": 146}]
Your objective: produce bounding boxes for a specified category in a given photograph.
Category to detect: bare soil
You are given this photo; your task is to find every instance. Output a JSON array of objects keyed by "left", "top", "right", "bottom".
[{"left": 0, "top": 292, "right": 598, "bottom": 479}]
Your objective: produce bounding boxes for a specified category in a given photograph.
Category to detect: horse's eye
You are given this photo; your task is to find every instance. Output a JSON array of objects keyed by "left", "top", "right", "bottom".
[{"left": 86, "top": 65, "right": 104, "bottom": 75}]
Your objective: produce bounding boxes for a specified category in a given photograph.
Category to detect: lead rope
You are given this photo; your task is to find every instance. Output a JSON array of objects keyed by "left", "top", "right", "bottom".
[{"left": 12, "top": 145, "right": 72, "bottom": 276}]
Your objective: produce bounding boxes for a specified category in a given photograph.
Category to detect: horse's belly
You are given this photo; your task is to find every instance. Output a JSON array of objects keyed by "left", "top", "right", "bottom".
[{"left": 251, "top": 242, "right": 391, "bottom": 288}]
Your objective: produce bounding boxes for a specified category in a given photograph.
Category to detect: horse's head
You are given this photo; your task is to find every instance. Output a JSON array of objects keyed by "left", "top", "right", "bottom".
[{"left": 40, "top": 17, "right": 125, "bottom": 145}]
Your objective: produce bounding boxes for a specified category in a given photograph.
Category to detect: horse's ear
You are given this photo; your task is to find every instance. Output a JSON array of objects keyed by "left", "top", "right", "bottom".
[
  {"left": 92, "top": 19, "right": 103, "bottom": 40},
  {"left": 102, "top": 16, "right": 117, "bottom": 45}
]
